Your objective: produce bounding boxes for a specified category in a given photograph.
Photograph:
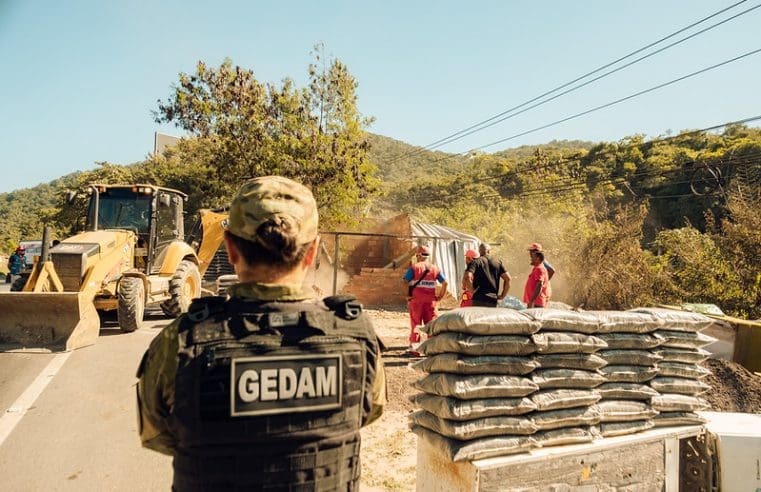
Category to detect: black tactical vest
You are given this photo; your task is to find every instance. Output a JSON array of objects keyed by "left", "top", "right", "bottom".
[{"left": 169, "top": 295, "right": 380, "bottom": 492}]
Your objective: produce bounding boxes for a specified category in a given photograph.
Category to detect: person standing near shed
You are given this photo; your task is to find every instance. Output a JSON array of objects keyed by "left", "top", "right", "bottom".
[
  {"left": 404, "top": 245, "right": 448, "bottom": 356},
  {"left": 136, "top": 176, "right": 386, "bottom": 491},
  {"left": 465, "top": 243, "right": 511, "bottom": 307}
]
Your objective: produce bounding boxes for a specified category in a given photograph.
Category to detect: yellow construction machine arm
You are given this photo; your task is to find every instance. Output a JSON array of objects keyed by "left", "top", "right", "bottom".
[{"left": 195, "top": 209, "right": 229, "bottom": 277}]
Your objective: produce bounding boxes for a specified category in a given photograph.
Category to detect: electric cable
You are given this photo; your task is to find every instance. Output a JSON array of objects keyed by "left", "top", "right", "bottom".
[
  {"left": 385, "top": 0, "right": 753, "bottom": 164},
  {"left": 422, "top": 2, "right": 761, "bottom": 152},
  {"left": 500, "top": 153, "right": 760, "bottom": 199},
  {"left": 439, "top": 114, "right": 761, "bottom": 187},
  {"left": 407, "top": 147, "right": 761, "bottom": 205},
  {"left": 464, "top": 115, "right": 761, "bottom": 190},
  {"left": 419, "top": 49, "right": 761, "bottom": 171}
]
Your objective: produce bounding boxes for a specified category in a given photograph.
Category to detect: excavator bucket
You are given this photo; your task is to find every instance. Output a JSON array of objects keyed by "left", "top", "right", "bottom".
[{"left": 0, "top": 291, "right": 100, "bottom": 352}]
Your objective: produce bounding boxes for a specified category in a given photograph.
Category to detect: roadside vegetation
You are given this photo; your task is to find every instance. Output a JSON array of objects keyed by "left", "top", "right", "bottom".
[{"left": 1, "top": 54, "right": 759, "bottom": 318}]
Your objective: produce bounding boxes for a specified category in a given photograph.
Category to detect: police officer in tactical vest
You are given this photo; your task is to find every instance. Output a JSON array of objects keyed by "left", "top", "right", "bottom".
[{"left": 137, "top": 176, "right": 386, "bottom": 491}]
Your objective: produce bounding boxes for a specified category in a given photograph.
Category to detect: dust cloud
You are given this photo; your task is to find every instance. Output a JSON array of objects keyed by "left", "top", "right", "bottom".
[
  {"left": 487, "top": 207, "right": 583, "bottom": 307},
  {"left": 305, "top": 250, "right": 350, "bottom": 298}
]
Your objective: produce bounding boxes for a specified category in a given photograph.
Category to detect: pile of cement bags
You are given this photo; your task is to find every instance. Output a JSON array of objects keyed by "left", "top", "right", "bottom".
[
  {"left": 408, "top": 308, "right": 606, "bottom": 461},
  {"left": 586, "top": 311, "right": 664, "bottom": 437},
  {"left": 409, "top": 307, "right": 715, "bottom": 462},
  {"left": 633, "top": 308, "right": 713, "bottom": 427}
]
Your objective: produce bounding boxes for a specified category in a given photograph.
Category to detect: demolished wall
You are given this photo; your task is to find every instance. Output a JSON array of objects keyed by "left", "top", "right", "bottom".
[
  {"left": 334, "top": 214, "right": 480, "bottom": 306},
  {"left": 338, "top": 214, "right": 414, "bottom": 306}
]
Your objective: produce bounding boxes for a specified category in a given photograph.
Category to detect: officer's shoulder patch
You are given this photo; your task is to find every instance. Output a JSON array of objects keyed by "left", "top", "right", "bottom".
[
  {"left": 267, "top": 312, "right": 301, "bottom": 328},
  {"left": 230, "top": 354, "right": 342, "bottom": 417}
]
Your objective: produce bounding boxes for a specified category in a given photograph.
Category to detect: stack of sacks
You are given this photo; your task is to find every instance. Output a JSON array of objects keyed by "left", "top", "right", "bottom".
[
  {"left": 408, "top": 307, "right": 544, "bottom": 461},
  {"left": 522, "top": 309, "right": 608, "bottom": 443},
  {"left": 586, "top": 311, "right": 665, "bottom": 437},
  {"left": 630, "top": 308, "right": 715, "bottom": 427}
]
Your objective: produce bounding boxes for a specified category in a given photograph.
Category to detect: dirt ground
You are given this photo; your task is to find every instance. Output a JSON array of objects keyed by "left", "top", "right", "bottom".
[
  {"left": 360, "top": 308, "right": 420, "bottom": 492},
  {"left": 358, "top": 308, "right": 761, "bottom": 491},
  {"left": 702, "top": 358, "right": 761, "bottom": 413}
]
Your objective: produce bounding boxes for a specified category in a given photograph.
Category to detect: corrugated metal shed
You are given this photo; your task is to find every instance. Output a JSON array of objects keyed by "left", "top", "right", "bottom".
[{"left": 410, "top": 221, "right": 481, "bottom": 300}]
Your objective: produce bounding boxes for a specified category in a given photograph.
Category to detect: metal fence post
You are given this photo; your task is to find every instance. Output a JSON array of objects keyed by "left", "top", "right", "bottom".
[{"left": 332, "top": 233, "right": 340, "bottom": 295}]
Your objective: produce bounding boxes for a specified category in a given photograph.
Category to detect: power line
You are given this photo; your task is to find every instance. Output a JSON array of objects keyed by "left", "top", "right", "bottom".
[
  {"left": 503, "top": 151, "right": 759, "bottom": 197},
  {"left": 386, "top": 0, "right": 752, "bottom": 164},
  {"left": 499, "top": 153, "right": 761, "bottom": 199},
  {"left": 442, "top": 114, "right": 761, "bottom": 187},
  {"left": 389, "top": 115, "right": 761, "bottom": 211},
  {"left": 421, "top": 2, "right": 761, "bottom": 152},
  {"left": 473, "top": 47, "right": 761, "bottom": 152},
  {"left": 410, "top": 145, "right": 761, "bottom": 207},
  {"left": 510, "top": 148, "right": 760, "bottom": 194},
  {"left": 419, "top": 49, "right": 761, "bottom": 171}
]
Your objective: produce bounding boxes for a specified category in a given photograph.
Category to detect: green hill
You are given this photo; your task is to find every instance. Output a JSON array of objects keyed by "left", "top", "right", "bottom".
[{"left": 366, "top": 133, "right": 595, "bottom": 184}]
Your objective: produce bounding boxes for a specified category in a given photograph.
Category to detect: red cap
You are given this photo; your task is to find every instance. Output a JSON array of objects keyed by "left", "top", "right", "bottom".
[
  {"left": 417, "top": 246, "right": 430, "bottom": 256},
  {"left": 527, "top": 242, "right": 543, "bottom": 252},
  {"left": 465, "top": 249, "right": 478, "bottom": 259}
]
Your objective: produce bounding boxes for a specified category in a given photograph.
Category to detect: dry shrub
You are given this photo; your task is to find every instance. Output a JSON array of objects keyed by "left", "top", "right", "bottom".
[
  {"left": 713, "top": 192, "right": 761, "bottom": 318},
  {"left": 411, "top": 182, "right": 758, "bottom": 318},
  {"left": 566, "top": 204, "right": 669, "bottom": 310}
]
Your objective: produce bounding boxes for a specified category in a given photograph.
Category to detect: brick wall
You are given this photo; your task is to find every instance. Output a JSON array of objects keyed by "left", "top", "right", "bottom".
[
  {"left": 331, "top": 214, "right": 414, "bottom": 275},
  {"left": 341, "top": 267, "right": 408, "bottom": 306}
]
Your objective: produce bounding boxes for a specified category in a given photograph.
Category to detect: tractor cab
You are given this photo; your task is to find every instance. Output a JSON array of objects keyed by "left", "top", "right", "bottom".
[{"left": 85, "top": 184, "right": 187, "bottom": 274}]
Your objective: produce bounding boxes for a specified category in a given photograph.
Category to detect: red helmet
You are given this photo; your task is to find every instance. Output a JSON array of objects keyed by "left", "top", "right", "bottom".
[
  {"left": 527, "top": 242, "right": 543, "bottom": 252},
  {"left": 465, "top": 249, "right": 478, "bottom": 259}
]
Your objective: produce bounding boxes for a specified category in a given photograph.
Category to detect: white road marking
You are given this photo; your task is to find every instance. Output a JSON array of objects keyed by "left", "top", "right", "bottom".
[{"left": 0, "top": 351, "right": 71, "bottom": 447}]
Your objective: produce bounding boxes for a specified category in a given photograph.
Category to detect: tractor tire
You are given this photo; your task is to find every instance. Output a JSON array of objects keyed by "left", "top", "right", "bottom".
[
  {"left": 10, "top": 275, "right": 27, "bottom": 292},
  {"left": 160, "top": 260, "right": 201, "bottom": 318},
  {"left": 118, "top": 277, "right": 145, "bottom": 333}
]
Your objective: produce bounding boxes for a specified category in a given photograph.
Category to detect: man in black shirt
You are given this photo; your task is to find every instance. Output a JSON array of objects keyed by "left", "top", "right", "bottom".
[{"left": 464, "top": 243, "right": 511, "bottom": 307}]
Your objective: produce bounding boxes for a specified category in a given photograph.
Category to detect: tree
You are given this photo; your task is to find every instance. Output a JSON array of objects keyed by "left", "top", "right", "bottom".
[{"left": 153, "top": 52, "right": 378, "bottom": 227}]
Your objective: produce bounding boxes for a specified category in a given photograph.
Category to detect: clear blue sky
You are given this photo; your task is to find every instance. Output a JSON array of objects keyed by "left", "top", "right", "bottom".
[{"left": 1, "top": 1, "right": 759, "bottom": 193}]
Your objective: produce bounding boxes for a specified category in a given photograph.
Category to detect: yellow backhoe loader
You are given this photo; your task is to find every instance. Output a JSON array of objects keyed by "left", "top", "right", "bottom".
[{"left": 0, "top": 184, "right": 214, "bottom": 351}]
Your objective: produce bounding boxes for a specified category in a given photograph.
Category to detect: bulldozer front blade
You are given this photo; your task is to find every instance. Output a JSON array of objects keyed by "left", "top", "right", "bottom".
[{"left": 0, "top": 292, "right": 100, "bottom": 352}]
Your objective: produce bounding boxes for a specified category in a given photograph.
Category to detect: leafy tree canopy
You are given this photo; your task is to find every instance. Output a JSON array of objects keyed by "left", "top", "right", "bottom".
[{"left": 152, "top": 47, "right": 379, "bottom": 227}]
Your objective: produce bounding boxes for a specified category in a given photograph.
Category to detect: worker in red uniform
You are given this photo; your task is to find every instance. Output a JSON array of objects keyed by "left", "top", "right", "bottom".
[
  {"left": 460, "top": 249, "right": 479, "bottom": 307},
  {"left": 523, "top": 247, "right": 549, "bottom": 308},
  {"left": 403, "top": 245, "right": 448, "bottom": 356},
  {"left": 527, "top": 242, "right": 555, "bottom": 303}
]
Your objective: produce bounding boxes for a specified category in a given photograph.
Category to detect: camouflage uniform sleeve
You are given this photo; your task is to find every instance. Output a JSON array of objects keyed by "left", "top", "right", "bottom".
[
  {"left": 136, "top": 319, "right": 180, "bottom": 455},
  {"left": 366, "top": 350, "right": 387, "bottom": 425}
]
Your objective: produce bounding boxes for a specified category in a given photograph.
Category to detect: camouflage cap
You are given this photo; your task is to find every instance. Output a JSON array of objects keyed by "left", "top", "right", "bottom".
[{"left": 228, "top": 176, "right": 318, "bottom": 245}]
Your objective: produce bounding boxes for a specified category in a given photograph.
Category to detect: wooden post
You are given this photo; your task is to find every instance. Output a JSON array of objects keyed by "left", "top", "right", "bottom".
[{"left": 734, "top": 325, "right": 761, "bottom": 372}]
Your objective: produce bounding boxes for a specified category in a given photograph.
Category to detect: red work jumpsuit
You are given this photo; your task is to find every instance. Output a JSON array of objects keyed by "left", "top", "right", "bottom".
[{"left": 407, "top": 262, "right": 440, "bottom": 346}]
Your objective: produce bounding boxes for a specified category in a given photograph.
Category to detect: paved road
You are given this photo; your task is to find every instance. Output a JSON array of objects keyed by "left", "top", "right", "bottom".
[{"left": 0, "top": 308, "right": 174, "bottom": 491}]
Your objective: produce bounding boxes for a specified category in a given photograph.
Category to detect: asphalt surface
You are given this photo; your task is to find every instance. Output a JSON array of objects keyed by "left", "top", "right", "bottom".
[{"left": 0, "top": 300, "right": 174, "bottom": 491}]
